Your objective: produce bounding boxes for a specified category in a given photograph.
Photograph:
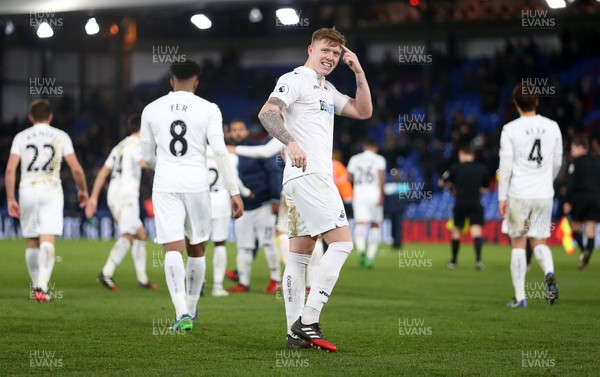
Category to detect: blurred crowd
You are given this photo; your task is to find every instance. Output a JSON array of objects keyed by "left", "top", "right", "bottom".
[{"left": 1, "top": 27, "right": 599, "bottom": 216}]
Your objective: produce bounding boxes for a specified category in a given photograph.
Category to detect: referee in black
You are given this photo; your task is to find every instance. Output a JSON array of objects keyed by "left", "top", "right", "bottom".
[
  {"left": 439, "top": 144, "right": 490, "bottom": 270},
  {"left": 563, "top": 136, "right": 600, "bottom": 270}
]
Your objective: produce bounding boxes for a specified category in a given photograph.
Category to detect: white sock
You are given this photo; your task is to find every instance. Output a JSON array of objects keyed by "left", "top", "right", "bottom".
[
  {"left": 37, "top": 242, "right": 55, "bottom": 292},
  {"left": 131, "top": 240, "right": 149, "bottom": 284},
  {"left": 213, "top": 246, "right": 227, "bottom": 290},
  {"left": 25, "top": 248, "right": 39, "bottom": 287},
  {"left": 510, "top": 248, "right": 527, "bottom": 302},
  {"left": 264, "top": 243, "right": 281, "bottom": 282},
  {"left": 354, "top": 223, "right": 367, "bottom": 253},
  {"left": 278, "top": 233, "right": 290, "bottom": 265},
  {"left": 102, "top": 237, "right": 131, "bottom": 277},
  {"left": 307, "top": 239, "right": 324, "bottom": 288},
  {"left": 366, "top": 227, "right": 380, "bottom": 262},
  {"left": 533, "top": 244, "right": 554, "bottom": 275},
  {"left": 284, "top": 253, "right": 310, "bottom": 335},
  {"left": 303, "top": 242, "right": 352, "bottom": 324},
  {"left": 185, "top": 256, "right": 206, "bottom": 317},
  {"left": 164, "top": 251, "right": 188, "bottom": 320},
  {"left": 236, "top": 247, "right": 254, "bottom": 287}
]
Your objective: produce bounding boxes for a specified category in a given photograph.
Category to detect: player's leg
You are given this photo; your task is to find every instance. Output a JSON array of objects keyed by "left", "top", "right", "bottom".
[
  {"left": 35, "top": 189, "right": 63, "bottom": 301},
  {"left": 98, "top": 233, "right": 132, "bottom": 291},
  {"left": 258, "top": 205, "right": 280, "bottom": 293},
  {"left": 365, "top": 203, "right": 383, "bottom": 269},
  {"left": 529, "top": 198, "right": 557, "bottom": 305},
  {"left": 353, "top": 199, "right": 368, "bottom": 268},
  {"left": 182, "top": 191, "right": 212, "bottom": 321},
  {"left": 25, "top": 237, "right": 40, "bottom": 294},
  {"left": 154, "top": 192, "right": 191, "bottom": 329},
  {"left": 470, "top": 203, "right": 485, "bottom": 270},
  {"left": 571, "top": 220, "right": 584, "bottom": 253},
  {"left": 449, "top": 204, "right": 465, "bottom": 269},
  {"left": 277, "top": 195, "right": 291, "bottom": 265},
  {"left": 98, "top": 202, "right": 132, "bottom": 290},
  {"left": 285, "top": 235, "right": 316, "bottom": 349},
  {"left": 132, "top": 226, "right": 156, "bottom": 289},
  {"left": 506, "top": 198, "right": 529, "bottom": 308},
  {"left": 228, "top": 209, "right": 256, "bottom": 292},
  {"left": 184, "top": 238, "right": 206, "bottom": 320},
  {"left": 210, "top": 215, "right": 230, "bottom": 297},
  {"left": 306, "top": 237, "right": 324, "bottom": 294},
  {"left": 580, "top": 220, "right": 596, "bottom": 269}
]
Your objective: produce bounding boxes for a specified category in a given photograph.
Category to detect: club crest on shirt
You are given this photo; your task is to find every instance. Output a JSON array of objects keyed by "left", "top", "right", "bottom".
[
  {"left": 276, "top": 84, "right": 289, "bottom": 95},
  {"left": 319, "top": 100, "right": 334, "bottom": 115}
]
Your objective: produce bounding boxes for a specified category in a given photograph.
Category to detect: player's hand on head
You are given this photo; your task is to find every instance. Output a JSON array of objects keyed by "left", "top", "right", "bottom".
[
  {"left": 8, "top": 199, "right": 20, "bottom": 218},
  {"left": 231, "top": 195, "right": 244, "bottom": 219},
  {"left": 341, "top": 45, "right": 363, "bottom": 74},
  {"left": 287, "top": 140, "right": 307, "bottom": 172}
]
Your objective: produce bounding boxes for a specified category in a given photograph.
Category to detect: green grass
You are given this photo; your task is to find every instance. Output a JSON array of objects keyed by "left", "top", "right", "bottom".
[{"left": 0, "top": 239, "right": 599, "bottom": 376}]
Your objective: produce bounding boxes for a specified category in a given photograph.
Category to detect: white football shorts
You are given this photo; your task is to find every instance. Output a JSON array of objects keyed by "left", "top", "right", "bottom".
[
  {"left": 283, "top": 173, "right": 349, "bottom": 238},
  {"left": 153, "top": 191, "right": 211, "bottom": 245}
]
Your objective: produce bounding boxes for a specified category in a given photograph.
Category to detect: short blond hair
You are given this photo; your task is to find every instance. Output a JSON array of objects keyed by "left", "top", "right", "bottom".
[{"left": 311, "top": 28, "right": 346, "bottom": 46}]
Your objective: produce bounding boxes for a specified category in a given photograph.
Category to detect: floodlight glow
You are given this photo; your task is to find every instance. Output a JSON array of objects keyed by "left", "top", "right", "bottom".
[
  {"left": 545, "top": 0, "right": 566, "bottom": 8},
  {"left": 249, "top": 8, "right": 263, "bottom": 23},
  {"left": 37, "top": 21, "right": 53, "bottom": 38},
  {"left": 276, "top": 8, "right": 299, "bottom": 25},
  {"left": 191, "top": 14, "right": 212, "bottom": 30},
  {"left": 85, "top": 17, "right": 99, "bottom": 35}
]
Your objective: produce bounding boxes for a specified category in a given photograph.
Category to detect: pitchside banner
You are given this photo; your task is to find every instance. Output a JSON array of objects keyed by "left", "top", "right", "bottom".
[{"left": 1, "top": 215, "right": 598, "bottom": 246}]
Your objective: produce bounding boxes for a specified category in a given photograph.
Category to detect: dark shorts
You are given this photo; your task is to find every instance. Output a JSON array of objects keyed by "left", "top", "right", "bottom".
[
  {"left": 571, "top": 195, "right": 600, "bottom": 222},
  {"left": 454, "top": 201, "right": 484, "bottom": 228}
]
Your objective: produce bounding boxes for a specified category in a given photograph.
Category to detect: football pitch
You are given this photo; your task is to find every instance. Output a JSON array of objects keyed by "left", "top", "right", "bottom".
[{"left": 1, "top": 239, "right": 598, "bottom": 376}]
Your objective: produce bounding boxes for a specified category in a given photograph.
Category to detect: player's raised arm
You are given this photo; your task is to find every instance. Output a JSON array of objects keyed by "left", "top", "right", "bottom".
[
  {"left": 340, "top": 45, "right": 372, "bottom": 120},
  {"left": 85, "top": 165, "right": 111, "bottom": 218},
  {"left": 64, "top": 153, "right": 89, "bottom": 208},
  {"left": 5, "top": 153, "right": 21, "bottom": 217}
]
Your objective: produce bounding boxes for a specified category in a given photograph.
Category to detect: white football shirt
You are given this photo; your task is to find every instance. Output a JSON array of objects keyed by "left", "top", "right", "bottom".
[
  {"left": 141, "top": 91, "right": 226, "bottom": 193},
  {"left": 498, "top": 114, "right": 563, "bottom": 200},
  {"left": 104, "top": 135, "right": 142, "bottom": 203},
  {"left": 347, "top": 150, "right": 387, "bottom": 199},
  {"left": 9, "top": 123, "right": 74, "bottom": 188},
  {"left": 269, "top": 66, "right": 350, "bottom": 184}
]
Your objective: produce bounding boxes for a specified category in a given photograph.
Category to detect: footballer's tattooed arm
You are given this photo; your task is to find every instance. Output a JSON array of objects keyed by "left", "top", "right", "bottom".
[
  {"left": 259, "top": 97, "right": 307, "bottom": 172},
  {"left": 258, "top": 98, "right": 293, "bottom": 145}
]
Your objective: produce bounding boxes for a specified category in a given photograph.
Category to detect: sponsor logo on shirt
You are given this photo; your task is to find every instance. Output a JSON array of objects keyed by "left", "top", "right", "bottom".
[{"left": 319, "top": 100, "right": 334, "bottom": 115}]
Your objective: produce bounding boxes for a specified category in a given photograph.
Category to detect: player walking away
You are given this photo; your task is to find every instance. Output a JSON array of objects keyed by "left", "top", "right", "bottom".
[
  {"left": 347, "top": 140, "right": 386, "bottom": 269},
  {"left": 205, "top": 145, "right": 251, "bottom": 297},
  {"left": 85, "top": 114, "right": 157, "bottom": 291},
  {"left": 498, "top": 83, "right": 562, "bottom": 308},
  {"left": 140, "top": 61, "right": 243, "bottom": 331},
  {"left": 226, "top": 119, "right": 282, "bottom": 294},
  {"left": 5, "top": 99, "right": 88, "bottom": 302},
  {"left": 563, "top": 136, "right": 600, "bottom": 270},
  {"left": 258, "top": 28, "right": 372, "bottom": 351},
  {"left": 439, "top": 144, "right": 490, "bottom": 270}
]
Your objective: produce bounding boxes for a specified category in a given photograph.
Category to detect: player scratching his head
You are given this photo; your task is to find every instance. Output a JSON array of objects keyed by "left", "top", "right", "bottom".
[
  {"left": 498, "top": 83, "right": 562, "bottom": 308},
  {"left": 258, "top": 28, "right": 372, "bottom": 352}
]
